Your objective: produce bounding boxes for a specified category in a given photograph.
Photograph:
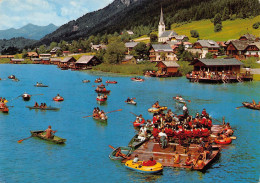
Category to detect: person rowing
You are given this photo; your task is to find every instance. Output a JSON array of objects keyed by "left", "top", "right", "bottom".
[
  {"left": 115, "top": 148, "right": 130, "bottom": 159},
  {"left": 45, "top": 125, "right": 57, "bottom": 139},
  {"left": 34, "top": 102, "right": 39, "bottom": 107},
  {"left": 152, "top": 101, "right": 160, "bottom": 108}
]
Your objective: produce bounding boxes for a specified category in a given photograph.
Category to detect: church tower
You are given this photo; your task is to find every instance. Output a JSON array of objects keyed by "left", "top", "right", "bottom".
[{"left": 158, "top": 7, "right": 165, "bottom": 38}]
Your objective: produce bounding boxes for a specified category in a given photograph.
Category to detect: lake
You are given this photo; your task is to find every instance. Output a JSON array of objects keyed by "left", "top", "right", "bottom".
[{"left": 0, "top": 64, "right": 259, "bottom": 183}]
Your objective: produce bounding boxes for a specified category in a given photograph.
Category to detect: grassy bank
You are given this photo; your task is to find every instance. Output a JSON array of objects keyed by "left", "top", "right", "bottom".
[
  {"left": 253, "top": 74, "right": 260, "bottom": 81},
  {"left": 92, "top": 62, "right": 157, "bottom": 75}
]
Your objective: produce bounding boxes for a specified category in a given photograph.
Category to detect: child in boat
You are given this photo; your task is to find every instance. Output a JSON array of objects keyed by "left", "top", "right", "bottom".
[{"left": 132, "top": 154, "right": 139, "bottom": 163}]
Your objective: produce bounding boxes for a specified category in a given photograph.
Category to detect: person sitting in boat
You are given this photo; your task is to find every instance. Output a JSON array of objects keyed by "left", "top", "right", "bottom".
[
  {"left": 158, "top": 129, "right": 168, "bottom": 149},
  {"left": 39, "top": 103, "right": 44, "bottom": 108},
  {"left": 45, "top": 125, "right": 57, "bottom": 139},
  {"left": 126, "top": 97, "right": 131, "bottom": 102},
  {"left": 194, "top": 155, "right": 205, "bottom": 169},
  {"left": 132, "top": 154, "right": 139, "bottom": 163},
  {"left": 42, "top": 103, "right": 47, "bottom": 109},
  {"left": 185, "top": 153, "right": 195, "bottom": 166},
  {"left": 222, "top": 123, "right": 234, "bottom": 137},
  {"left": 178, "top": 95, "right": 184, "bottom": 102},
  {"left": 115, "top": 148, "right": 130, "bottom": 159},
  {"left": 34, "top": 102, "right": 39, "bottom": 107},
  {"left": 142, "top": 157, "right": 157, "bottom": 166},
  {"left": 100, "top": 111, "right": 107, "bottom": 120},
  {"left": 55, "top": 94, "right": 61, "bottom": 99}
]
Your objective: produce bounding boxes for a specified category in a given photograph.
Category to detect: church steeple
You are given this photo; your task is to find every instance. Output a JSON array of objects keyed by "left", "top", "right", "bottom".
[{"left": 158, "top": 7, "right": 165, "bottom": 38}]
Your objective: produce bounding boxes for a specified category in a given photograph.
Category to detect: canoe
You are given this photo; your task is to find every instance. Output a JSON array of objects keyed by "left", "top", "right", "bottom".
[
  {"left": 95, "top": 89, "right": 111, "bottom": 94},
  {"left": 30, "top": 130, "right": 66, "bottom": 144},
  {"left": 242, "top": 102, "right": 260, "bottom": 110},
  {"left": 214, "top": 137, "right": 232, "bottom": 145},
  {"left": 148, "top": 106, "right": 167, "bottom": 113},
  {"left": 125, "top": 101, "right": 137, "bottom": 105},
  {"left": 0, "top": 107, "right": 9, "bottom": 113},
  {"left": 26, "top": 106, "right": 60, "bottom": 111},
  {"left": 109, "top": 146, "right": 132, "bottom": 160},
  {"left": 82, "top": 80, "right": 90, "bottom": 83},
  {"left": 22, "top": 94, "right": 31, "bottom": 101},
  {"left": 93, "top": 116, "right": 107, "bottom": 122},
  {"left": 193, "top": 146, "right": 221, "bottom": 171},
  {"left": 131, "top": 78, "right": 144, "bottom": 82},
  {"left": 128, "top": 134, "right": 152, "bottom": 149},
  {"left": 34, "top": 84, "right": 48, "bottom": 87},
  {"left": 125, "top": 160, "right": 163, "bottom": 174},
  {"left": 106, "top": 80, "right": 117, "bottom": 84},
  {"left": 53, "top": 97, "right": 64, "bottom": 102}
]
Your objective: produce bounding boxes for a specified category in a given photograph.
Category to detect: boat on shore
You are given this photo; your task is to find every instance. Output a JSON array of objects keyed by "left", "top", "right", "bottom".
[
  {"left": 30, "top": 130, "right": 66, "bottom": 144},
  {"left": 242, "top": 102, "right": 260, "bottom": 110},
  {"left": 26, "top": 106, "right": 60, "bottom": 111},
  {"left": 109, "top": 146, "right": 132, "bottom": 160},
  {"left": 125, "top": 160, "right": 163, "bottom": 174}
]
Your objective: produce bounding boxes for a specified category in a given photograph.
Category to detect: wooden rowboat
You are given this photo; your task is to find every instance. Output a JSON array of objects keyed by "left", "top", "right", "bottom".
[
  {"left": 26, "top": 106, "right": 60, "bottom": 111},
  {"left": 128, "top": 134, "right": 152, "bottom": 150},
  {"left": 125, "top": 101, "right": 137, "bottom": 105},
  {"left": 30, "top": 130, "right": 66, "bottom": 144},
  {"left": 34, "top": 83, "right": 48, "bottom": 87},
  {"left": 131, "top": 78, "right": 144, "bottom": 82},
  {"left": 0, "top": 107, "right": 9, "bottom": 113},
  {"left": 109, "top": 146, "right": 132, "bottom": 160},
  {"left": 93, "top": 116, "right": 107, "bottom": 122},
  {"left": 242, "top": 102, "right": 260, "bottom": 110},
  {"left": 82, "top": 80, "right": 90, "bottom": 83}
]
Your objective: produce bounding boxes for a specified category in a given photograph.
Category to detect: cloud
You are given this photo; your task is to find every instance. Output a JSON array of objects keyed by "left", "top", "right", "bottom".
[{"left": 0, "top": 0, "right": 113, "bottom": 30}]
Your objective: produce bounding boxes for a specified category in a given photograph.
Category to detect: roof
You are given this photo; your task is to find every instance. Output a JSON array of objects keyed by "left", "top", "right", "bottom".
[
  {"left": 50, "top": 47, "right": 61, "bottom": 52},
  {"left": 27, "top": 52, "right": 38, "bottom": 56},
  {"left": 160, "top": 61, "right": 180, "bottom": 67},
  {"left": 240, "top": 33, "right": 256, "bottom": 41},
  {"left": 11, "top": 59, "right": 24, "bottom": 61},
  {"left": 160, "top": 31, "right": 177, "bottom": 38},
  {"left": 152, "top": 44, "right": 173, "bottom": 52},
  {"left": 50, "top": 58, "right": 62, "bottom": 62},
  {"left": 195, "top": 40, "right": 220, "bottom": 48},
  {"left": 125, "top": 42, "right": 139, "bottom": 48},
  {"left": 230, "top": 40, "right": 250, "bottom": 51},
  {"left": 217, "top": 41, "right": 226, "bottom": 47},
  {"left": 248, "top": 42, "right": 260, "bottom": 49},
  {"left": 61, "top": 57, "right": 75, "bottom": 63},
  {"left": 173, "top": 35, "right": 188, "bottom": 40},
  {"left": 193, "top": 58, "right": 243, "bottom": 66},
  {"left": 76, "top": 55, "right": 95, "bottom": 64}
]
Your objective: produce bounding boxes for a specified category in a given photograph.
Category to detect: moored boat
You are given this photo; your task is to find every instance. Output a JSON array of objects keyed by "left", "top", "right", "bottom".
[
  {"left": 109, "top": 146, "right": 132, "bottom": 160},
  {"left": 30, "top": 130, "right": 66, "bottom": 144},
  {"left": 214, "top": 137, "right": 232, "bottom": 145},
  {"left": 242, "top": 102, "right": 260, "bottom": 110},
  {"left": 106, "top": 80, "right": 117, "bottom": 84},
  {"left": 26, "top": 106, "right": 60, "bottom": 111},
  {"left": 128, "top": 133, "right": 152, "bottom": 149},
  {"left": 124, "top": 160, "right": 163, "bottom": 174}
]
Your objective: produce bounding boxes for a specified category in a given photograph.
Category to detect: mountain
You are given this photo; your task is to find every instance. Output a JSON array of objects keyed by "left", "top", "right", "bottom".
[
  {"left": 0, "top": 24, "right": 59, "bottom": 40},
  {"left": 37, "top": 0, "right": 260, "bottom": 46}
]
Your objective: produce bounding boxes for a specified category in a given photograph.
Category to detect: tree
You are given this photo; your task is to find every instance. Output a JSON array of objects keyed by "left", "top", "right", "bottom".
[
  {"left": 160, "top": 52, "right": 166, "bottom": 61},
  {"left": 49, "top": 42, "right": 58, "bottom": 51},
  {"left": 133, "top": 42, "right": 149, "bottom": 60},
  {"left": 150, "top": 33, "right": 158, "bottom": 43},
  {"left": 214, "top": 13, "right": 222, "bottom": 32},
  {"left": 222, "top": 7, "right": 229, "bottom": 21},
  {"left": 38, "top": 45, "right": 46, "bottom": 54},
  {"left": 205, "top": 52, "right": 213, "bottom": 59},
  {"left": 104, "top": 38, "right": 126, "bottom": 64},
  {"left": 252, "top": 22, "right": 260, "bottom": 29},
  {"left": 214, "top": 23, "right": 222, "bottom": 32},
  {"left": 22, "top": 49, "right": 28, "bottom": 58},
  {"left": 190, "top": 30, "right": 199, "bottom": 38}
]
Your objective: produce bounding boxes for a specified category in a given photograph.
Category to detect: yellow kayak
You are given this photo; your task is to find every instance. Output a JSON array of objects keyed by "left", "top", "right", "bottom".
[
  {"left": 148, "top": 106, "right": 167, "bottom": 113},
  {"left": 125, "top": 160, "right": 163, "bottom": 174}
]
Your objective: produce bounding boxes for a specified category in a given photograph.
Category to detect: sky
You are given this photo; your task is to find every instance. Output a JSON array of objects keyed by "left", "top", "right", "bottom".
[{"left": 0, "top": 0, "right": 113, "bottom": 30}]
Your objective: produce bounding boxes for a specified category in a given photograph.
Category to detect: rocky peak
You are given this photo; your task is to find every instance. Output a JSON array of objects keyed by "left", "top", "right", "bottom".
[{"left": 120, "top": 0, "right": 140, "bottom": 6}]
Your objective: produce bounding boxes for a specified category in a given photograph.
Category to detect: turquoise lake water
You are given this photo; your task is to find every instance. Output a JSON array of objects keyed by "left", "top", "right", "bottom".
[{"left": 0, "top": 64, "right": 259, "bottom": 183}]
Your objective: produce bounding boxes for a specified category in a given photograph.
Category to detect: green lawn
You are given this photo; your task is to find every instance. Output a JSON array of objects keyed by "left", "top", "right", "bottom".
[{"left": 253, "top": 74, "right": 260, "bottom": 81}]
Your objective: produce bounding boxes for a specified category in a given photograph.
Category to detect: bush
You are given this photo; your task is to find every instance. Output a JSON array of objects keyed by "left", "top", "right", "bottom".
[
  {"left": 252, "top": 22, "right": 260, "bottom": 29},
  {"left": 241, "top": 57, "right": 258, "bottom": 68},
  {"left": 177, "top": 61, "right": 193, "bottom": 75},
  {"left": 190, "top": 30, "right": 199, "bottom": 38},
  {"left": 214, "top": 23, "right": 222, "bottom": 32}
]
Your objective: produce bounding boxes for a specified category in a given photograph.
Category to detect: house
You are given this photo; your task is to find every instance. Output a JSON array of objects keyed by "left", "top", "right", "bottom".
[
  {"left": 155, "top": 61, "right": 180, "bottom": 76},
  {"left": 187, "top": 49, "right": 203, "bottom": 58},
  {"left": 226, "top": 40, "right": 250, "bottom": 60},
  {"left": 245, "top": 42, "right": 260, "bottom": 58},
  {"left": 158, "top": 8, "right": 178, "bottom": 43},
  {"left": 0, "top": 55, "right": 14, "bottom": 59},
  {"left": 73, "top": 55, "right": 101, "bottom": 70},
  {"left": 169, "top": 35, "right": 189, "bottom": 43},
  {"left": 121, "top": 55, "right": 137, "bottom": 64},
  {"left": 10, "top": 59, "right": 24, "bottom": 64},
  {"left": 31, "top": 58, "right": 41, "bottom": 64},
  {"left": 50, "top": 47, "right": 61, "bottom": 57},
  {"left": 193, "top": 40, "right": 220, "bottom": 58},
  {"left": 50, "top": 58, "right": 62, "bottom": 65},
  {"left": 125, "top": 42, "right": 139, "bottom": 54},
  {"left": 41, "top": 58, "right": 50, "bottom": 65},
  {"left": 149, "top": 44, "right": 177, "bottom": 61},
  {"left": 39, "top": 54, "right": 51, "bottom": 58},
  {"left": 239, "top": 33, "right": 257, "bottom": 41},
  {"left": 27, "top": 52, "right": 38, "bottom": 58},
  {"left": 59, "top": 57, "right": 76, "bottom": 68}
]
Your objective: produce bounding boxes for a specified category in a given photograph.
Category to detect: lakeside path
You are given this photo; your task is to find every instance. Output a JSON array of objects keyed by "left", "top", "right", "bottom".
[{"left": 251, "top": 68, "right": 260, "bottom": 74}]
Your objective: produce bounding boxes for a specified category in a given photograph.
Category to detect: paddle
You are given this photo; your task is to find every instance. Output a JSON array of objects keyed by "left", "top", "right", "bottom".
[
  {"left": 130, "top": 112, "right": 138, "bottom": 117},
  {"left": 18, "top": 136, "right": 32, "bottom": 143},
  {"left": 31, "top": 94, "right": 44, "bottom": 96},
  {"left": 7, "top": 94, "right": 22, "bottom": 102},
  {"left": 236, "top": 106, "right": 245, "bottom": 109},
  {"left": 109, "top": 145, "right": 116, "bottom": 150},
  {"left": 82, "top": 109, "right": 122, "bottom": 118}
]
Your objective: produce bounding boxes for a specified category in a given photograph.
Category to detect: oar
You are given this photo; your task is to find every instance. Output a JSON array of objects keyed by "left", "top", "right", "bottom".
[
  {"left": 130, "top": 112, "right": 138, "bottom": 117},
  {"left": 236, "top": 106, "right": 245, "bottom": 109},
  {"left": 7, "top": 94, "right": 22, "bottom": 102},
  {"left": 18, "top": 136, "right": 32, "bottom": 143},
  {"left": 105, "top": 109, "right": 122, "bottom": 114},
  {"left": 109, "top": 145, "right": 116, "bottom": 150},
  {"left": 31, "top": 94, "right": 44, "bottom": 96}
]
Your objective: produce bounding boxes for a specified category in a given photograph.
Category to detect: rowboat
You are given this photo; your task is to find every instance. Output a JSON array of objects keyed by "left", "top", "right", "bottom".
[
  {"left": 131, "top": 78, "right": 144, "bottom": 82},
  {"left": 128, "top": 133, "right": 152, "bottom": 149},
  {"left": 148, "top": 106, "right": 167, "bottom": 113},
  {"left": 26, "top": 106, "right": 60, "bottom": 111},
  {"left": 214, "top": 137, "right": 232, "bottom": 145},
  {"left": 242, "top": 102, "right": 260, "bottom": 110},
  {"left": 8, "top": 75, "right": 16, "bottom": 79},
  {"left": 125, "top": 101, "right": 137, "bottom": 105},
  {"left": 30, "top": 130, "right": 66, "bottom": 144},
  {"left": 106, "top": 80, "right": 117, "bottom": 84},
  {"left": 22, "top": 93, "right": 31, "bottom": 101},
  {"left": 0, "top": 107, "right": 9, "bottom": 113},
  {"left": 96, "top": 96, "right": 107, "bottom": 102},
  {"left": 95, "top": 78, "right": 102, "bottom": 83},
  {"left": 53, "top": 97, "right": 64, "bottom": 102},
  {"left": 93, "top": 116, "right": 108, "bottom": 122},
  {"left": 95, "top": 89, "right": 111, "bottom": 94},
  {"left": 125, "top": 160, "right": 163, "bottom": 174},
  {"left": 82, "top": 80, "right": 90, "bottom": 83},
  {"left": 34, "top": 83, "right": 48, "bottom": 87},
  {"left": 109, "top": 146, "right": 132, "bottom": 160}
]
